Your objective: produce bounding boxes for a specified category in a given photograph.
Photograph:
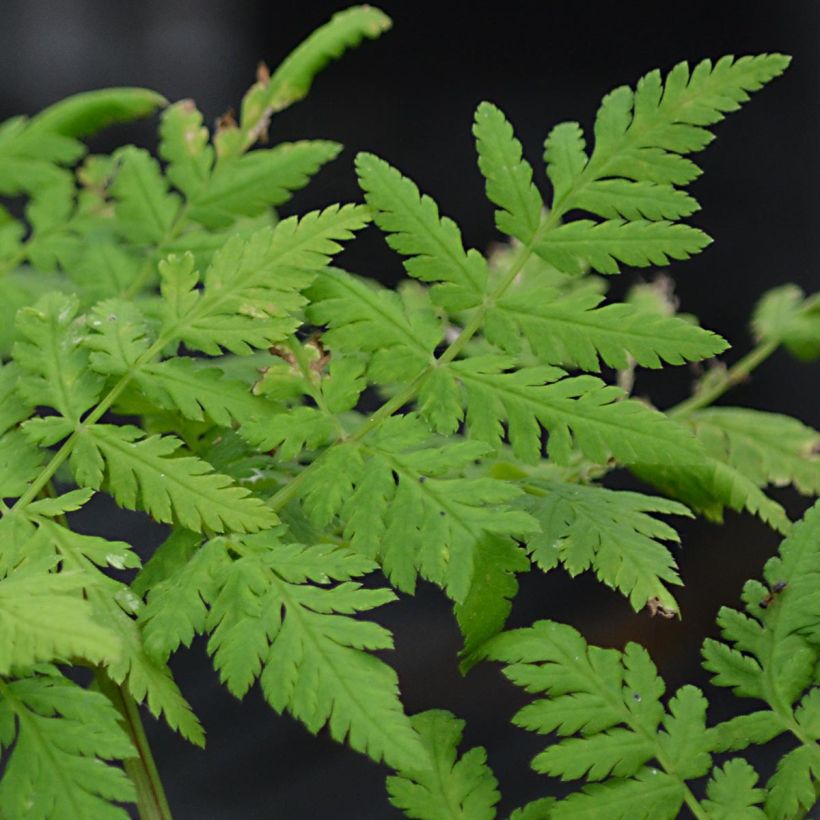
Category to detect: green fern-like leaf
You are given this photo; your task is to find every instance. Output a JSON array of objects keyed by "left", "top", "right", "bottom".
[
  {"left": 70, "top": 424, "right": 278, "bottom": 533},
  {"left": 488, "top": 285, "right": 728, "bottom": 371},
  {"left": 159, "top": 205, "right": 369, "bottom": 355},
  {"left": 473, "top": 102, "right": 543, "bottom": 244},
  {"left": 0, "top": 565, "right": 121, "bottom": 673},
  {"left": 301, "top": 416, "right": 536, "bottom": 601},
  {"left": 521, "top": 480, "right": 690, "bottom": 613},
  {"left": 386, "top": 710, "right": 500, "bottom": 820},
  {"left": 753, "top": 284, "right": 820, "bottom": 362},
  {"left": 204, "top": 534, "right": 423, "bottom": 769},
  {"left": 0, "top": 668, "right": 136, "bottom": 819},
  {"left": 356, "top": 152, "right": 489, "bottom": 310}
]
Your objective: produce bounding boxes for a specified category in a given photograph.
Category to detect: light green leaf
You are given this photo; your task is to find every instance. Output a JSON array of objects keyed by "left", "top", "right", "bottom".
[
  {"left": 72, "top": 423, "right": 278, "bottom": 533},
  {"left": 473, "top": 101, "right": 543, "bottom": 244},
  {"left": 753, "top": 284, "right": 820, "bottom": 362},
  {"left": 386, "top": 710, "right": 500, "bottom": 820},
  {"left": 535, "top": 218, "right": 710, "bottom": 276},
  {"left": 158, "top": 100, "right": 214, "bottom": 200},
  {"left": 356, "top": 152, "right": 488, "bottom": 310},
  {"left": 522, "top": 480, "right": 688, "bottom": 613},
  {"left": 690, "top": 407, "right": 820, "bottom": 495},
  {"left": 206, "top": 535, "right": 423, "bottom": 770},
  {"left": 0, "top": 566, "right": 120, "bottom": 673},
  {"left": 0, "top": 668, "right": 135, "bottom": 819},
  {"left": 30, "top": 87, "right": 165, "bottom": 138},
  {"left": 492, "top": 285, "right": 727, "bottom": 370},
  {"left": 188, "top": 141, "right": 340, "bottom": 228},
  {"left": 238, "top": 5, "right": 391, "bottom": 148},
  {"left": 111, "top": 146, "right": 181, "bottom": 244},
  {"left": 161, "top": 205, "right": 369, "bottom": 355},
  {"left": 452, "top": 357, "right": 703, "bottom": 466},
  {"left": 14, "top": 292, "right": 103, "bottom": 423},
  {"left": 703, "top": 759, "right": 767, "bottom": 819}
]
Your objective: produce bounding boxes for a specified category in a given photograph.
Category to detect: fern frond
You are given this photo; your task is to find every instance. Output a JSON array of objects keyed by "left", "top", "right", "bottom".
[
  {"left": 28, "top": 86, "right": 165, "bottom": 141},
  {"left": 481, "top": 621, "right": 706, "bottom": 818},
  {"left": 702, "top": 500, "right": 819, "bottom": 714},
  {"left": 237, "top": 5, "right": 392, "bottom": 149},
  {"left": 549, "top": 54, "right": 790, "bottom": 205},
  {"left": 537, "top": 54, "right": 789, "bottom": 274},
  {"left": 0, "top": 430, "right": 45, "bottom": 499},
  {"left": 139, "top": 536, "right": 227, "bottom": 663},
  {"left": 0, "top": 565, "right": 121, "bottom": 672},
  {"left": 187, "top": 141, "right": 341, "bottom": 228},
  {"left": 70, "top": 423, "right": 277, "bottom": 533},
  {"left": 386, "top": 710, "right": 500, "bottom": 820},
  {"left": 521, "top": 480, "right": 689, "bottom": 613},
  {"left": 535, "top": 218, "right": 709, "bottom": 276},
  {"left": 13, "top": 292, "right": 103, "bottom": 423},
  {"left": 93, "top": 587, "right": 205, "bottom": 747},
  {"left": 455, "top": 534, "right": 529, "bottom": 669},
  {"left": 307, "top": 267, "right": 440, "bottom": 382},
  {"left": 356, "top": 152, "right": 488, "bottom": 310},
  {"left": 0, "top": 364, "right": 31, "bottom": 435},
  {"left": 752, "top": 284, "right": 820, "bottom": 362},
  {"left": 633, "top": 453, "right": 793, "bottom": 534},
  {"left": 301, "top": 417, "right": 536, "bottom": 601},
  {"left": 702, "top": 759, "right": 767, "bottom": 818},
  {"left": 450, "top": 357, "right": 702, "bottom": 465},
  {"left": 689, "top": 408, "right": 820, "bottom": 495},
  {"left": 0, "top": 668, "right": 135, "bottom": 819},
  {"left": 84, "top": 298, "right": 152, "bottom": 374},
  {"left": 110, "top": 146, "right": 181, "bottom": 244},
  {"left": 135, "top": 358, "right": 273, "bottom": 429},
  {"left": 473, "top": 102, "right": 543, "bottom": 244},
  {"left": 158, "top": 100, "right": 213, "bottom": 200},
  {"left": 204, "top": 534, "right": 423, "bottom": 769},
  {"left": 160, "top": 205, "right": 369, "bottom": 355},
  {"left": 489, "top": 285, "right": 727, "bottom": 370}
]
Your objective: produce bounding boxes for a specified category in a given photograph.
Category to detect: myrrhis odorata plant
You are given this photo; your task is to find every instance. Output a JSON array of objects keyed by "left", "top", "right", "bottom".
[{"left": 0, "top": 6, "right": 817, "bottom": 819}]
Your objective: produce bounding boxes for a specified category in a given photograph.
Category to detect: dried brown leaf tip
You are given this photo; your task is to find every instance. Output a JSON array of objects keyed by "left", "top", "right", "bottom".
[
  {"left": 647, "top": 597, "right": 677, "bottom": 619},
  {"left": 215, "top": 107, "right": 237, "bottom": 134}
]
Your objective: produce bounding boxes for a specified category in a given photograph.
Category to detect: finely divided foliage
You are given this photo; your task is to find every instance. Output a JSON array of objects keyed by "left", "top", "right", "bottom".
[{"left": 0, "top": 6, "right": 817, "bottom": 818}]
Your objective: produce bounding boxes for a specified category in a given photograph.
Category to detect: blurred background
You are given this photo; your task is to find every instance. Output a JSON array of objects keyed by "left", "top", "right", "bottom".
[{"left": 1, "top": 1, "right": 818, "bottom": 817}]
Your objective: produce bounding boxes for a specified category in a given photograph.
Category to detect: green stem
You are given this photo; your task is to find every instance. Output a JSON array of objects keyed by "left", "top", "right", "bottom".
[
  {"left": 669, "top": 339, "right": 779, "bottom": 418},
  {"left": 95, "top": 672, "right": 173, "bottom": 820}
]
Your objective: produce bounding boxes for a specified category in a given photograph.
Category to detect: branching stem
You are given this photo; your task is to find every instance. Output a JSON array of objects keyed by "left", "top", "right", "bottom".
[{"left": 669, "top": 339, "right": 779, "bottom": 418}]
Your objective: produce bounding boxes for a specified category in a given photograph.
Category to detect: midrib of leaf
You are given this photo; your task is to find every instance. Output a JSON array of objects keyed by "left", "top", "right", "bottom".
[
  {"left": 498, "top": 300, "right": 695, "bottom": 344},
  {"left": 0, "top": 679, "right": 87, "bottom": 817}
]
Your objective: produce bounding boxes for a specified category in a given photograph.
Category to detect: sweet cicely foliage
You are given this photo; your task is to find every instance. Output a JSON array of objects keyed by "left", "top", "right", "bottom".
[{"left": 0, "top": 5, "right": 817, "bottom": 818}]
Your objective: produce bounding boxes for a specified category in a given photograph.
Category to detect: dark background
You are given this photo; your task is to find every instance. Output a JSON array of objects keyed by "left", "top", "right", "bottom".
[{"left": 2, "top": 2, "right": 819, "bottom": 817}]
